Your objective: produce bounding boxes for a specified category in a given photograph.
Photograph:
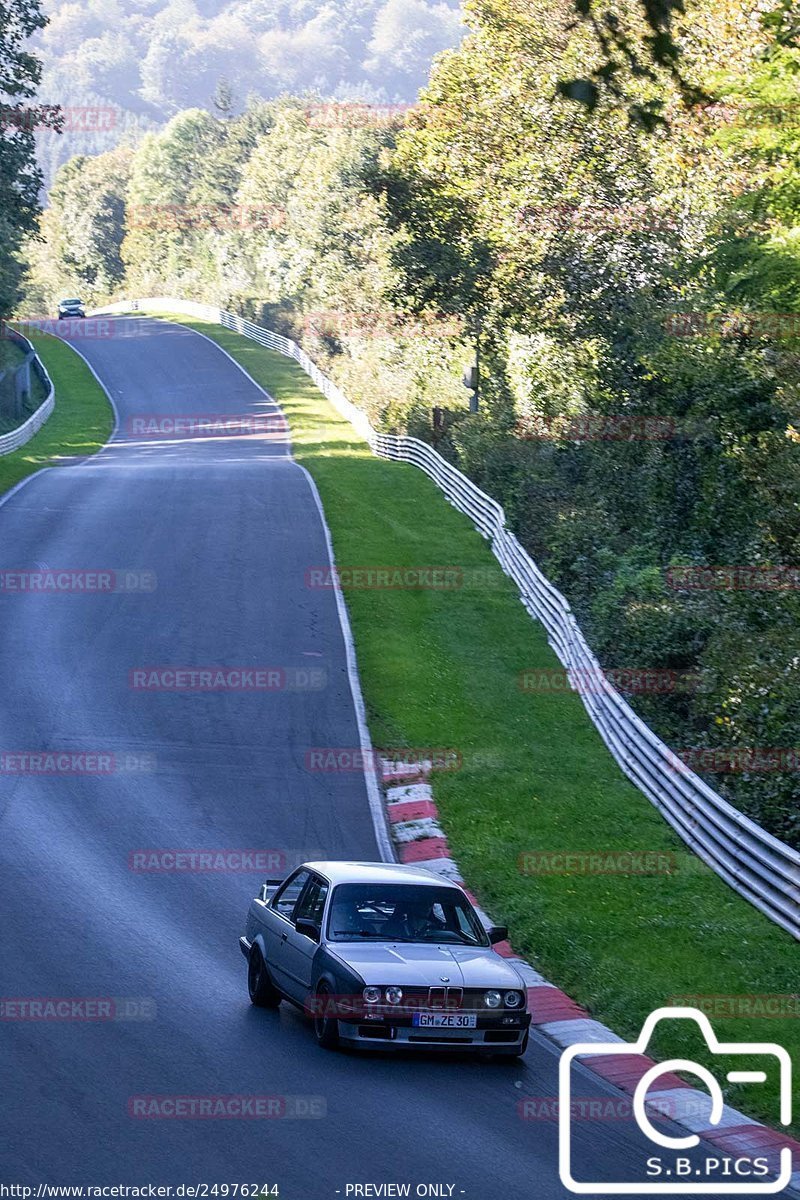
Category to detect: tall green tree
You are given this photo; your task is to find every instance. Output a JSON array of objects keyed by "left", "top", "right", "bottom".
[
  {"left": 30, "top": 147, "right": 131, "bottom": 307},
  {"left": 0, "top": 0, "right": 60, "bottom": 316}
]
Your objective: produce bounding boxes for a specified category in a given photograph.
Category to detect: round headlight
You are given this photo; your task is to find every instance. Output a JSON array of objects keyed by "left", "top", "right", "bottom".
[
  {"left": 484, "top": 989, "right": 502, "bottom": 1009},
  {"left": 363, "top": 986, "right": 381, "bottom": 1004},
  {"left": 504, "top": 990, "right": 523, "bottom": 1008},
  {"left": 385, "top": 986, "right": 403, "bottom": 1005}
]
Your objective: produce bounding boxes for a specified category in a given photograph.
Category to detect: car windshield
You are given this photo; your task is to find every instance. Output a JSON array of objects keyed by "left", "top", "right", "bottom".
[
  {"left": 61, "top": 299, "right": 81, "bottom": 306},
  {"left": 327, "top": 883, "right": 488, "bottom": 946}
]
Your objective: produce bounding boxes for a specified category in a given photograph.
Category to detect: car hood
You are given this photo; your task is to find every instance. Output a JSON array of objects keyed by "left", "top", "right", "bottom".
[{"left": 327, "top": 942, "right": 525, "bottom": 989}]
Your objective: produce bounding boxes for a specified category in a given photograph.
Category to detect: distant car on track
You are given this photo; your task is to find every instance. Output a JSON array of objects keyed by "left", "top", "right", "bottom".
[
  {"left": 57, "top": 298, "right": 85, "bottom": 319},
  {"left": 240, "top": 860, "right": 531, "bottom": 1055}
]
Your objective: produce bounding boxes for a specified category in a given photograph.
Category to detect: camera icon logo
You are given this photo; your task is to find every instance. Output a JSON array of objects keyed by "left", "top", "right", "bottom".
[{"left": 559, "top": 1006, "right": 793, "bottom": 1194}]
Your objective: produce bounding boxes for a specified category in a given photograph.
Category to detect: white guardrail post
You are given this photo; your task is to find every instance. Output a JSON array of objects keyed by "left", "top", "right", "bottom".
[
  {"left": 91, "top": 297, "right": 800, "bottom": 939},
  {"left": 0, "top": 328, "right": 55, "bottom": 456}
]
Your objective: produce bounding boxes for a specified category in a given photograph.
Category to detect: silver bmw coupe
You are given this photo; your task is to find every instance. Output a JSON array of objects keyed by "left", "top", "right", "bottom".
[{"left": 239, "top": 860, "right": 531, "bottom": 1055}]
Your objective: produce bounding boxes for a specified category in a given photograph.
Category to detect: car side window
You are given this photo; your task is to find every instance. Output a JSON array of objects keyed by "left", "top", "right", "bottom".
[
  {"left": 271, "top": 870, "right": 311, "bottom": 920},
  {"left": 294, "top": 876, "right": 329, "bottom": 927}
]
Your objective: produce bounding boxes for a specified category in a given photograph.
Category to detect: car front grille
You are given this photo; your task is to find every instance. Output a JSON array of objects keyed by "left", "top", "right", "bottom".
[{"left": 426, "top": 986, "right": 463, "bottom": 1009}]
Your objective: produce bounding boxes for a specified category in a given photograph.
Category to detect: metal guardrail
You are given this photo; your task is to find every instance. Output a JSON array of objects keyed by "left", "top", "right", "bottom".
[
  {"left": 0, "top": 326, "right": 55, "bottom": 456},
  {"left": 94, "top": 296, "right": 800, "bottom": 939}
]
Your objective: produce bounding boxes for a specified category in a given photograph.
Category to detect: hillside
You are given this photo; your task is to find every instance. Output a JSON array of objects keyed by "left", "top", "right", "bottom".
[{"left": 32, "top": 0, "right": 464, "bottom": 189}]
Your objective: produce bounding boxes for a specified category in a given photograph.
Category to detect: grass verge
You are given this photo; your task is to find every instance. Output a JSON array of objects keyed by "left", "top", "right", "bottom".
[
  {"left": 0, "top": 331, "right": 114, "bottom": 497},
  {"left": 151, "top": 310, "right": 798, "bottom": 1132}
]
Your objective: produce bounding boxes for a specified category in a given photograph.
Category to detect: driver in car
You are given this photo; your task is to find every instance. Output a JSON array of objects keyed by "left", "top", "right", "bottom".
[{"left": 381, "top": 898, "right": 444, "bottom": 941}]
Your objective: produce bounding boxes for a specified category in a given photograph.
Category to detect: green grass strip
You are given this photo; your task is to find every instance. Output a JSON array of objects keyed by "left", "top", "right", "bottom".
[
  {"left": 152, "top": 311, "right": 799, "bottom": 1131},
  {"left": 0, "top": 332, "right": 115, "bottom": 496}
]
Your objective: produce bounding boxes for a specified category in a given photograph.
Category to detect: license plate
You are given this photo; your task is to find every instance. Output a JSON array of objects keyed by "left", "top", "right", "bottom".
[{"left": 412, "top": 1012, "right": 477, "bottom": 1029}]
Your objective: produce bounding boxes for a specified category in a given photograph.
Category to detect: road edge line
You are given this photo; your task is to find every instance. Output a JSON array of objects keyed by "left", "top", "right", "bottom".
[{"left": 298, "top": 465, "right": 395, "bottom": 865}]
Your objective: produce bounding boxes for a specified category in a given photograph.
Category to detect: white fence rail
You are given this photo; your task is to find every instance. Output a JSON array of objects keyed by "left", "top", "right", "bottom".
[
  {"left": 0, "top": 329, "right": 55, "bottom": 456},
  {"left": 94, "top": 296, "right": 800, "bottom": 939}
]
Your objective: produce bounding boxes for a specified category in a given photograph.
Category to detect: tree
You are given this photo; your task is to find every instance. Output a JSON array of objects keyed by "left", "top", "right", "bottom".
[
  {"left": 560, "top": 0, "right": 800, "bottom": 127},
  {"left": 34, "top": 147, "right": 132, "bottom": 305},
  {"left": 212, "top": 77, "right": 235, "bottom": 119},
  {"left": 558, "top": 0, "right": 703, "bottom": 128},
  {"left": 0, "top": 0, "right": 60, "bottom": 316},
  {"left": 122, "top": 107, "right": 243, "bottom": 295}
]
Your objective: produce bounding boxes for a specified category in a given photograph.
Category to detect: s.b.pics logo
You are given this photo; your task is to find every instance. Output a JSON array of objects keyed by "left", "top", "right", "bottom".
[{"left": 559, "top": 1007, "right": 793, "bottom": 1194}]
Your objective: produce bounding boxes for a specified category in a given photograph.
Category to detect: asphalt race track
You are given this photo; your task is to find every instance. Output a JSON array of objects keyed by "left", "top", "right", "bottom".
[{"left": 0, "top": 317, "right": 774, "bottom": 1198}]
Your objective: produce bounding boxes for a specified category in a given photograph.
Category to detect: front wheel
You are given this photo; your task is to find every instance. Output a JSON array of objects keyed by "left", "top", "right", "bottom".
[
  {"left": 313, "top": 983, "right": 340, "bottom": 1049},
  {"left": 247, "top": 946, "right": 281, "bottom": 1008}
]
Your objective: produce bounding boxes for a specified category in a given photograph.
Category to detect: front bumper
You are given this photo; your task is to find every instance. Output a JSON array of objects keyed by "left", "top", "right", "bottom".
[{"left": 336, "top": 1010, "right": 531, "bottom": 1053}]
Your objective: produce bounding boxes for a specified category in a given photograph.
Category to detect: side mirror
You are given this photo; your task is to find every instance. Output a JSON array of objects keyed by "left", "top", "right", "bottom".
[
  {"left": 295, "top": 917, "right": 320, "bottom": 942},
  {"left": 487, "top": 925, "right": 508, "bottom": 945}
]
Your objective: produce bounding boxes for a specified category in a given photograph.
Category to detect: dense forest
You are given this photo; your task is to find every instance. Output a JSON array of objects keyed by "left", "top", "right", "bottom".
[
  {"left": 19, "top": 0, "right": 800, "bottom": 847},
  {"left": 31, "top": 0, "right": 465, "bottom": 189}
]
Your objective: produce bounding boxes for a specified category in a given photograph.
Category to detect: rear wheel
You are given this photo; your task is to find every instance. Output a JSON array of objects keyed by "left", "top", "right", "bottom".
[
  {"left": 313, "top": 983, "right": 340, "bottom": 1049},
  {"left": 247, "top": 946, "right": 281, "bottom": 1008}
]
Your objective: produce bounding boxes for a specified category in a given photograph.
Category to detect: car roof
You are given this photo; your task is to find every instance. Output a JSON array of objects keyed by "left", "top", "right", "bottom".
[{"left": 301, "top": 861, "right": 462, "bottom": 888}]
